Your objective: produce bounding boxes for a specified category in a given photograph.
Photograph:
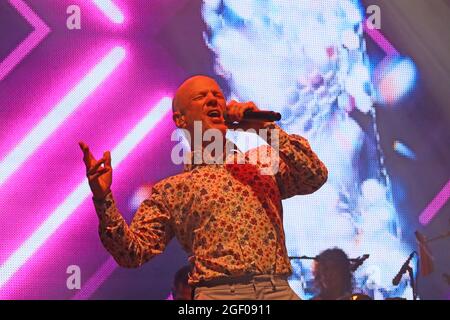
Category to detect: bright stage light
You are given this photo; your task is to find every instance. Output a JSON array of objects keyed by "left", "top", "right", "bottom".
[
  {"left": 0, "top": 97, "right": 172, "bottom": 289},
  {"left": 0, "top": 47, "right": 126, "bottom": 187},
  {"left": 92, "top": 0, "right": 125, "bottom": 24}
]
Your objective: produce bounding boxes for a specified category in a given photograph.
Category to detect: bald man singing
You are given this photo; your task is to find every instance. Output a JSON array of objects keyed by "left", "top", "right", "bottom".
[{"left": 79, "top": 75, "right": 328, "bottom": 300}]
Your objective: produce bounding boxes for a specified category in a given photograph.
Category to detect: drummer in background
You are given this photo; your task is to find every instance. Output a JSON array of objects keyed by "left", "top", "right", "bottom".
[
  {"left": 312, "top": 248, "right": 355, "bottom": 300},
  {"left": 168, "top": 265, "right": 193, "bottom": 300}
]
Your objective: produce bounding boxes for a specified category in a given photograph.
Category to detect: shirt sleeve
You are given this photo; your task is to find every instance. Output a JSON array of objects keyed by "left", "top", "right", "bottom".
[
  {"left": 93, "top": 186, "right": 174, "bottom": 268},
  {"left": 265, "top": 123, "right": 328, "bottom": 199}
]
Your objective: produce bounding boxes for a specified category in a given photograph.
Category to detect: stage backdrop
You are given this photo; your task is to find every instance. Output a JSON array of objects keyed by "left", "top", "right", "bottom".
[{"left": 0, "top": 0, "right": 449, "bottom": 299}]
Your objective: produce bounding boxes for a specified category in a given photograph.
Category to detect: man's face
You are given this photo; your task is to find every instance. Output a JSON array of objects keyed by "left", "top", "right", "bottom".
[{"left": 176, "top": 76, "right": 227, "bottom": 137}]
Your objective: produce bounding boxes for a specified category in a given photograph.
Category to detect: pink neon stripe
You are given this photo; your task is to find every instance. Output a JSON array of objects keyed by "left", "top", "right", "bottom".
[
  {"left": 0, "top": 0, "right": 50, "bottom": 80},
  {"left": 72, "top": 257, "right": 117, "bottom": 300},
  {"left": 419, "top": 179, "right": 450, "bottom": 225},
  {"left": 10, "top": 0, "right": 49, "bottom": 29},
  {"left": 363, "top": 20, "right": 399, "bottom": 56}
]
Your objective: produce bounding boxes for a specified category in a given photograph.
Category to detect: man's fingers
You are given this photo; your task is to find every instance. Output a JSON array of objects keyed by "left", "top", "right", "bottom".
[
  {"left": 226, "top": 100, "right": 242, "bottom": 122},
  {"left": 226, "top": 101, "right": 258, "bottom": 123},
  {"left": 241, "top": 102, "right": 258, "bottom": 118},
  {"left": 104, "top": 151, "right": 112, "bottom": 168},
  {"left": 246, "top": 102, "right": 258, "bottom": 112},
  {"left": 79, "top": 141, "right": 91, "bottom": 158},
  {"left": 87, "top": 157, "right": 106, "bottom": 176},
  {"left": 78, "top": 141, "right": 85, "bottom": 151},
  {"left": 88, "top": 168, "right": 109, "bottom": 181},
  {"left": 87, "top": 156, "right": 106, "bottom": 175},
  {"left": 79, "top": 141, "right": 97, "bottom": 168}
]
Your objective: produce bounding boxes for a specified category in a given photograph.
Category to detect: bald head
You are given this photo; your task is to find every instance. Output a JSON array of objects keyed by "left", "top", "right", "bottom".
[
  {"left": 172, "top": 75, "right": 220, "bottom": 114},
  {"left": 171, "top": 74, "right": 227, "bottom": 137}
]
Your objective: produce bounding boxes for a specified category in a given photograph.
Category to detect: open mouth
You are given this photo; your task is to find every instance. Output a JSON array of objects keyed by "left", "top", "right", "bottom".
[{"left": 207, "top": 109, "right": 222, "bottom": 118}]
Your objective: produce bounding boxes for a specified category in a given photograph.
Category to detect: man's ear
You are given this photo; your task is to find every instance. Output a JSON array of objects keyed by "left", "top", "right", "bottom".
[{"left": 173, "top": 111, "right": 187, "bottom": 128}]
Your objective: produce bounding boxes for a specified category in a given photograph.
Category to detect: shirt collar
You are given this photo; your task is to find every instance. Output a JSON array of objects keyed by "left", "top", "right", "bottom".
[{"left": 183, "top": 140, "right": 243, "bottom": 172}]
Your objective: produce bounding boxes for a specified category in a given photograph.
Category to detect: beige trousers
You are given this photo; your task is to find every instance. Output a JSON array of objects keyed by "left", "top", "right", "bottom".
[{"left": 193, "top": 274, "right": 300, "bottom": 300}]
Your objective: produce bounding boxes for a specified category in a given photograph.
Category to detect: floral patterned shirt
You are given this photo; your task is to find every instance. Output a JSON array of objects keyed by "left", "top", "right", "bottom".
[{"left": 93, "top": 124, "right": 328, "bottom": 285}]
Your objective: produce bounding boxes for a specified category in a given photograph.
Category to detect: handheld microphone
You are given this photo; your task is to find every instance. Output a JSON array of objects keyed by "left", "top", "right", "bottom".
[
  {"left": 232, "top": 109, "right": 282, "bottom": 122},
  {"left": 392, "top": 251, "right": 416, "bottom": 286},
  {"left": 243, "top": 109, "right": 281, "bottom": 122}
]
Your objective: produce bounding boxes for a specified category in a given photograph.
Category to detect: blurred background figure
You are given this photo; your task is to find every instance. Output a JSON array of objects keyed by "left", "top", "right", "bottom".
[
  {"left": 312, "top": 248, "right": 354, "bottom": 300},
  {"left": 167, "top": 265, "right": 193, "bottom": 300}
]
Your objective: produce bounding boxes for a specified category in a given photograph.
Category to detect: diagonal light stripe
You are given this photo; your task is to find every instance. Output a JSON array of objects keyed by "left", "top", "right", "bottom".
[
  {"left": 0, "top": 97, "right": 172, "bottom": 289},
  {"left": 363, "top": 19, "right": 400, "bottom": 56},
  {"left": 72, "top": 257, "right": 117, "bottom": 300},
  {"left": 0, "top": 46, "right": 126, "bottom": 187},
  {"left": 92, "top": 0, "right": 124, "bottom": 24},
  {"left": 0, "top": 0, "right": 51, "bottom": 81},
  {"left": 419, "top": 179, "right": 450, "bottom": 225}
]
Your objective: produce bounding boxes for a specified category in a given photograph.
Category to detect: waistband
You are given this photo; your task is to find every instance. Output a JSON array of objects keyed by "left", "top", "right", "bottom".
[{"left": 195, "top": 274, "right": 289, "bottom": 288}]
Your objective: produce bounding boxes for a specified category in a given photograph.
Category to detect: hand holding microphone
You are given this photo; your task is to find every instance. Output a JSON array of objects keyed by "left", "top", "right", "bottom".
[
  {"left": 225, "top": 100, "right": 281, "bottom": 130},
  {"left": 241, "top": 109, "right": 281, "bottom": 122}
]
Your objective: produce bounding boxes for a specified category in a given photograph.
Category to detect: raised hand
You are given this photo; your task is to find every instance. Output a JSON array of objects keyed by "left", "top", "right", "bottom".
[
  {"left": 226, "top": 100, "right": 268, "bottom": 131},
  {"left": 79, "top": 141, "right": 112, "bottom": 200}
]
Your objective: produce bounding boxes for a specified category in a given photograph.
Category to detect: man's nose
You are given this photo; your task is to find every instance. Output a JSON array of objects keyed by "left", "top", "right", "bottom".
[{"left": 206, "top": 94, "right": 217, "bottom": 107}]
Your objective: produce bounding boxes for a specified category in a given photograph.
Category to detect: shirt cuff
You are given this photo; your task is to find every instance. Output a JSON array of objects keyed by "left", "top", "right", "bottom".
[{"left": 92, "top": 192, "right": 114, "bottom": 219}]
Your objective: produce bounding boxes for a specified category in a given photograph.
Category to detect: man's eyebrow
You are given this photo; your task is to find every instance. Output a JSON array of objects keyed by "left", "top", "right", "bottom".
[
  {"left": 190, "top": 89, "right": 223, "bottom": 98},
  {"left": 190, "top": 90, "right": 208, "bottom": 98}
]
